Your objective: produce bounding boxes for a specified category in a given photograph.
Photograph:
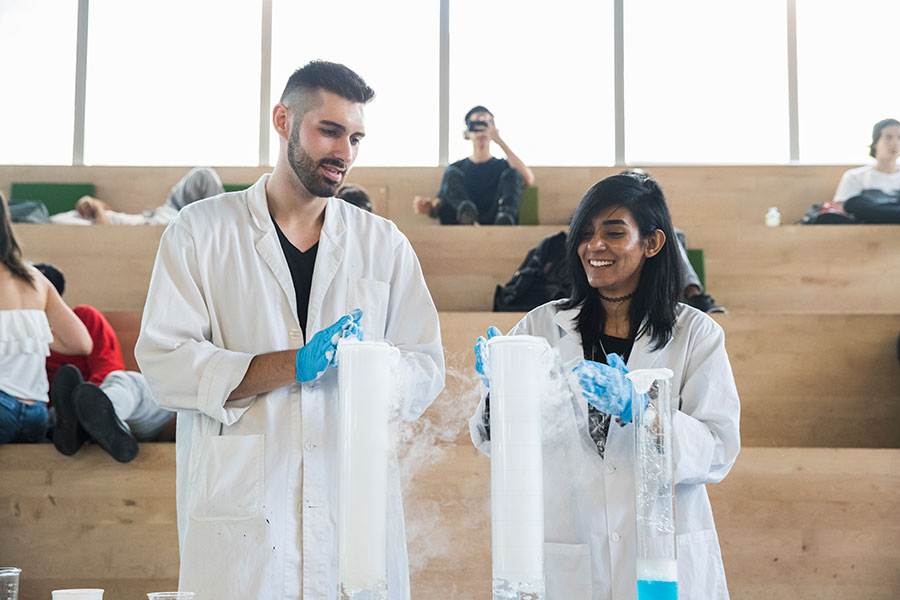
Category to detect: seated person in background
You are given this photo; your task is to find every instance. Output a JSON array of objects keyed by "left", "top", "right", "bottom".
[
  {"left": 676, "top": 228, "right": 726, "bottom": 313},
  {"left": 414, "top": 106, "right": 535, "bottom": 225},
  {"left": 833, "top": 118, "right": 900, "bottom": 224},
  {"left": 336, "top": 183, "right": 372, "bottom": 212},
  {"left": 58, "top": 167, "right": 224, "bottom": 225},
  {"left": 37, "top": 263, "right": 174, "bottom": 463},
  {"left": 0, "top": 194, "right": 92, "bottom": 444}
]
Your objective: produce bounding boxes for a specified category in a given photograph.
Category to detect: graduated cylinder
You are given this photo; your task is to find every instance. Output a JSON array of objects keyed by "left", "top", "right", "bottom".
[
  {"left": 488, "top": 335, "right": 548, "bottom": 600},
  {"left": 336, "top": 340, "right": 400, "bottom": 600},
  {"left": 627, "top": 368, "right": 678, "bottom": 600}
]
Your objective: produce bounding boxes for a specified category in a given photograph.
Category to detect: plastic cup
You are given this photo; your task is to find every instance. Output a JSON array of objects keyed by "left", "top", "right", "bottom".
[
  {"left": 147, "top": 594, "right": 195, "bottom": 600},
  {"left": 51, "top": 590, "right": 104, "bottom": 600},
  {"left": 0, "top": 568, "right": 21, "bottom": 600}
]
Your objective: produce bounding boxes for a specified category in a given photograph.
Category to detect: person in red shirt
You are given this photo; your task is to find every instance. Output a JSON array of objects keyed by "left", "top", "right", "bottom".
[{"left": 38, "top": 264, "right": 172, "bottom": 462}]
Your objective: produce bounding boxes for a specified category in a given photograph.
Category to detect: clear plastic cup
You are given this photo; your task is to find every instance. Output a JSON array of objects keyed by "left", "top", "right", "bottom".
[
  {"left": 147, "top": 594, "right": 195, "bottom": 600},
  {"left": 0, "top": 568, "right": 21, "bottom": 600},
  {"left": 51, "top": 590, "right": 104, "bottom": 600}
]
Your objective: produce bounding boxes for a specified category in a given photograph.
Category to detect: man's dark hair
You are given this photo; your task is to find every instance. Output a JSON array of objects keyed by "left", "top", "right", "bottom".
[
  {"left": 280, "top": 60, "right": 375, "bottom": 109},
  {"left": 34, "top": 263, "right": 65, "bottom": 296},
  {"left": 562, "top": 170, "right": 683, "bottom": 353},
  {"left": 870, "top": 118, "right": 900, "bottom": 158},
  {"left": 464, "top": 105, "right": 493, "bottom": 125}
]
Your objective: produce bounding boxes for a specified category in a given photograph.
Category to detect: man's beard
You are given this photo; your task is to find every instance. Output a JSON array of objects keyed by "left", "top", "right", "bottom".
[{"left": 287, "top": 124, "right": 345, "bottom": 198}]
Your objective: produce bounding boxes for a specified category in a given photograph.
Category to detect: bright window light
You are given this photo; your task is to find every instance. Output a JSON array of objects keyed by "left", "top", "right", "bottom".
[
  {"left": 0, "top": 0, "right": 77, "bottom": 165},
  {"left": 624, "top": 0, "right": 789, "bottom": 164},
  {"left": 797, "top": 0, "right": 900, "bottom": 163},
  {"left": 449, "top": 0, "right": 615, "bottom": 167},
  {"left": 83, "top": 0, "right": 261, "bottom": 166},
  {"left": 269, "top": 0, "right": 439, "bottom": 167}
]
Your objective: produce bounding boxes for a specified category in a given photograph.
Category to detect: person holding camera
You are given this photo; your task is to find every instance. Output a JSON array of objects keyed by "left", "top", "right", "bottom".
[{"left": 414, "top": 106, "right": 535, "bottom": 225}]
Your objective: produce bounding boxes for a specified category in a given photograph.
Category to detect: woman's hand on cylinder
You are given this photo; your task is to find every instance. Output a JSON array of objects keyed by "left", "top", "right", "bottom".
[
  {"left": 572, "top": 353, "right": 644, "bottom": 423},
  {"left": 474, "top": 326, "right": 502, "bottom": 388},
  {"left": 295, "top": 308, "right": 363, "bottom": 382}
]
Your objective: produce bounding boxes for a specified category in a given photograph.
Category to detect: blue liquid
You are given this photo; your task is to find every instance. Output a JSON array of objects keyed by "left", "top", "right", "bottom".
[{"left": 637, "top": 579, "right": 677, "bottom": 600}]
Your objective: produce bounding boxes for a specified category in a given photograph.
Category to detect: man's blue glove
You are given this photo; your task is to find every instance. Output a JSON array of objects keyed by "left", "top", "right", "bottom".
[
  {"left": 473, "top": 326, "right": 502, "bottom": 388},
  {"left": 572, "top": 353, "right": 645, "bottom": 424},
  {"left": 295, "top": 309, "right": 363, "bottom": 383}
]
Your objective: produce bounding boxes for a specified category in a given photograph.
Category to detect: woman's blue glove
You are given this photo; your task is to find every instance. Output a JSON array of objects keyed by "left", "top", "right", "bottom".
[
  {"left": 473, "top": 326, "right": 502, "bottom": 388},
  {"left": 572, "top": 353, "right": 645, "bottom": 424},
  {"left": 295, "top": 309, "right": 363, "bottom": 382}
]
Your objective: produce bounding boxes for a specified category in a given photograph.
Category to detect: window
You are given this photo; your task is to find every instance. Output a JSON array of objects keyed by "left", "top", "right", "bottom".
[
  {"left": 448, "top": 0, "right": 615, "bottom": 166},
  {"left": 0, "top": 0, "right": 78, "bottom": 165},
  {"left": 269, "top": 0, "right": 439, "bottom": 167},
  {"left": 624, "top": 0, "right": 789, "bottom": 164},
  {"left": 83, "top": 0, "right": 261, "bottom": 166},
  {"left": 796, "top": 0, "right": 900, "bottom": 163}
]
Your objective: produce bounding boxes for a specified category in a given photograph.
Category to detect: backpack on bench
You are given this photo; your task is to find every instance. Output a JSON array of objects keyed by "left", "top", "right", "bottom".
[{"left": 493, "top": 231, "right": 569, "bottom": 312}]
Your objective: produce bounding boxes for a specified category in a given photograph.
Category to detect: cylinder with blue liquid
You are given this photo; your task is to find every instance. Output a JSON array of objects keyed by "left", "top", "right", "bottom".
[{"left": 627, "top": 368, "right": 678, "bottom": 600}]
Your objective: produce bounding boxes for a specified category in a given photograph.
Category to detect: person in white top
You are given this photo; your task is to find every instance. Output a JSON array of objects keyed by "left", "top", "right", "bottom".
[
  {"left": 52, "top": 167, "right": 225, "bottom": 226},
  {"left": 0, "top": 192, "right": 92, "bottom": 444},
  {"left": 833, "top": 118, "right": 900, "bottom": 224},
  {"left": 135, "top": 61, "right": 444, "bottom": 599},
  {"left": 471, "top": 171, "right": 740, "bottom": 599}
]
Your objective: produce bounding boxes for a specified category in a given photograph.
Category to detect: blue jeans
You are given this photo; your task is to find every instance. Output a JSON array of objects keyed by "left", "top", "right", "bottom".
[{"left": 0, "top": 389, "right": 49, "bottom": 443}]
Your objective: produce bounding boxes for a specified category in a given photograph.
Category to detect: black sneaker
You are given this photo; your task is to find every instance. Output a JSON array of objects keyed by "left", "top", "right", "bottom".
[
  {"left": 493, "top": 210, "right": 516, "bottom": 226},
  {"left": 687, "top": 293, "right": 727, "bottom": 314},
  {"left": 51, "top": 365, "right": 89, "bottom": 456},
  {"left": 73, "top": 383, "right": 139, "bottom": 463},
  {"left": 456, "top": 200, "right": 479, "bottom": 225}
]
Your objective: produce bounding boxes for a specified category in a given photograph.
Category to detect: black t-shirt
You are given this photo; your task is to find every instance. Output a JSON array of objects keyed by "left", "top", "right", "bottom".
[
  {"left": 440, "top": 157, "right": 511, "bottom": 213},
  {"left": 272, "top": 218, "right": 318, "bottom": 336}
]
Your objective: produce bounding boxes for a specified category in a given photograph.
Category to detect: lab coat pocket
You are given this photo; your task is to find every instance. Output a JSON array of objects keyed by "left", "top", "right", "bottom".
[
  {"left": 544, "top": 542, "right": 592, "bottom": 597},
  {"left": 348, "top": 277, "right": 389, "bottom": 339},
  {"left": 190, "top": 433, "right": 264, "bottom": 521},
  {"left": 676, "top": 529, "right": 728, "bottom": 599}
]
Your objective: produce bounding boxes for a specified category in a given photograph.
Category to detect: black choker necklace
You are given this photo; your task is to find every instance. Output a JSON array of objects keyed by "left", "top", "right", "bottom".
[{"left": 599, "top": 291, "right": 635, "bottom": 303}]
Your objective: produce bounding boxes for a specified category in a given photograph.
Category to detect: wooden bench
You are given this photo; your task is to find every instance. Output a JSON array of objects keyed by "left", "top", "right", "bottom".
[
  {"left": 1, "top": 444, "right": 896, "bottom": 600},
  {"left": 13, "top": 224, "right": 900, "bottom": 313},
  {"left": 93, "top": 310, "right": 900, "bottom": 449},
  {"left": 1, "top": 164, "right": 855, "bottom": 228}
]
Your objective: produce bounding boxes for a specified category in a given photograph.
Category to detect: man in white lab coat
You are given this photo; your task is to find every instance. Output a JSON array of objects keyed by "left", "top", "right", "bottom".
[{"left": 135, "top": 61, "right": 445, "bottom": 600}]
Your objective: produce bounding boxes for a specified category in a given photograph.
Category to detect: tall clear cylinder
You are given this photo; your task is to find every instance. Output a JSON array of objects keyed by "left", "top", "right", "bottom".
[
  {"left": 336, "top": 340, "right": 399, "bottom": 600},
  {"left": 488, "top": 335, "right": 547, "bottom": 600},
  {"left": 627, "top": 368, "right": 677, "bottom": 600}
]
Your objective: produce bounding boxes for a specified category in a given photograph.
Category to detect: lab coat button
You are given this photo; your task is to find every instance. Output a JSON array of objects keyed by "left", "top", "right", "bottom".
[
  {"left": 610, "top": 532, "right": 621, "bottom": 542},
  {"left": 606, "top": 464, "right": 616, "bottom": 474},
  {"left": 289, "top": 328, "right": 302, "bottom": 340},
  {"left": 304, "top": 441, "right": 313, "bottom": 451}
]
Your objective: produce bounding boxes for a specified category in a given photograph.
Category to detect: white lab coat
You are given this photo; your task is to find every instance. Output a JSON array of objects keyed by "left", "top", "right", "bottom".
[
  {"left": 470, "top": 301, "right": 740, "bottom": 600},
  {"left": 135, "top": 174, "right": 445, "bottom": 600}
]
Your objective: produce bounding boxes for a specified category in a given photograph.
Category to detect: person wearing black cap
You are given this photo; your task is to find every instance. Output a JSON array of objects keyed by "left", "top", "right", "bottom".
[
  {"left": 833, "top": 118, "right": 900, "bottom": 224},
  {"left": 414, "top": 106, "right": 535, "bottom": 225}
]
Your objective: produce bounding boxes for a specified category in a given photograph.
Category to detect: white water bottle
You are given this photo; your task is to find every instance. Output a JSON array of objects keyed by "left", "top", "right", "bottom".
[{"left": 765, "top": 207, "right": 781, "bottom": 227}]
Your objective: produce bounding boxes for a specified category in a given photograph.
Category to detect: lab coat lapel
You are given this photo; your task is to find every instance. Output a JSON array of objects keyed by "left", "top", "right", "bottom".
[
  {"left": 552, "top": 306, "right": 584, "bottom": 364},
  {"left": 246, "top": 175, "right": 300, "bottom": 326},
  {"left": 306, "top": 197, "right": 345, "bottom": 334},
  {"left": 626, "top": 319, "right": 668, "bottom": 371}
]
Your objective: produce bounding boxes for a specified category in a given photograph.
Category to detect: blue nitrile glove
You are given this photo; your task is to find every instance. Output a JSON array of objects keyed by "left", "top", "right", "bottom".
[
  {"left": 572, "top": 353, "right": 645, "bottom": 424},
  {"left": 474, "top": 326, "right": 502, "bottom": 388},
  {"left": 295, "top": 309, "right": 363, "bottom": 382}
]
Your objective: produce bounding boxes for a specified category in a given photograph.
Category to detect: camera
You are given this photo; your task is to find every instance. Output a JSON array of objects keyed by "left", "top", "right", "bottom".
[{"left": 467, "top": 120, "right": 488, "bottom": 132}]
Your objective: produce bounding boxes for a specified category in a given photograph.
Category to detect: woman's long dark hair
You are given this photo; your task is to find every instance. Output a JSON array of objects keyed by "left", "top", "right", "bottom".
[
  {"left": 0, "top": 191, "right": 35, "bottom": 286},
  {"left": 562, "top": 170, "right": 683, "bottom": 352}
]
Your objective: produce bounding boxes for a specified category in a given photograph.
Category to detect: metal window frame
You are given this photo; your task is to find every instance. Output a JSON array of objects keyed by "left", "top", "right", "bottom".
[{"left": 69, "top": 0, "right": 800, "bottom": 167}]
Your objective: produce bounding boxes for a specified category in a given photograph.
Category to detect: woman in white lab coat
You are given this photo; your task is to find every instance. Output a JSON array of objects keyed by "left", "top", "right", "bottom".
[
  {"left": 135, "top": 175, "right": 444, "bottom": 600},
  {"left": 470, "top": 170, "right": 740, "bottom": 599}
]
